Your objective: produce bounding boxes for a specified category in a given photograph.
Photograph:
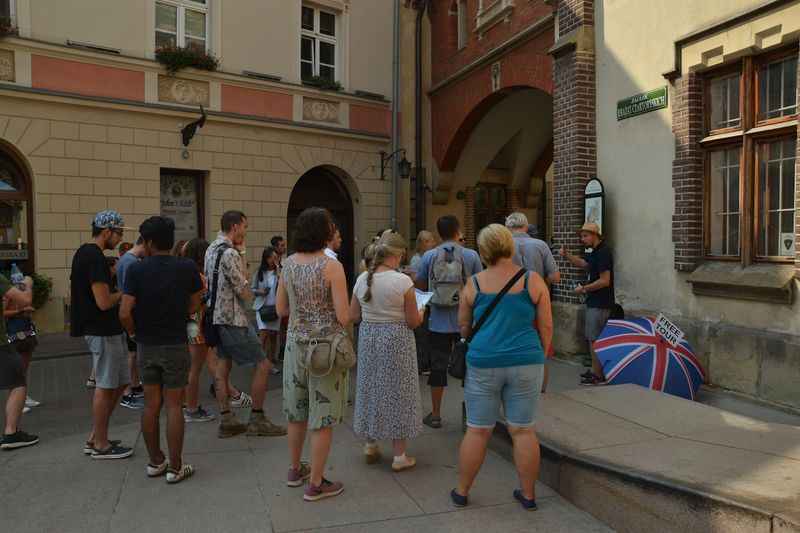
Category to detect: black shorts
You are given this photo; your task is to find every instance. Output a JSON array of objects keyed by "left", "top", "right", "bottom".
[
  {"left": 428, "top": 332, "right": 460, "bottom": 388},
  {"left": 0, "top": 345, "right": 26, "bottom": 390},
  {"left": 137, "top": 343, "right": 190, "bottom": 389},
  {"left": 12, "top": 336, "right": 38, "bottom": 355}
]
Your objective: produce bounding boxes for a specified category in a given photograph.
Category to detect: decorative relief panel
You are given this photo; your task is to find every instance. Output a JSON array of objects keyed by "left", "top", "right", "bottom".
[
  {"left": 158, "top": 75, "right": 210, "bottom": 106},
  {"left": 303, "top": 97, "right": 340, "bottom": 123},
  {"left": 0, "top": 49, "right": 15, "bottom": 82}
]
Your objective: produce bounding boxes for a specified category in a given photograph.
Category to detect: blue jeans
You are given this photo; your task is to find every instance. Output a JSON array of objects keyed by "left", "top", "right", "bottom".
[{"left": 464, "top": 364, "right": 544, "bottom": 429}]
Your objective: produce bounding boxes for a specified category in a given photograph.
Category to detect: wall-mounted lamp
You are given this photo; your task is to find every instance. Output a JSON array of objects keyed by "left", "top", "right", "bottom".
[{"left": 379, "top": 149, "right": 412, "bottom": 180}]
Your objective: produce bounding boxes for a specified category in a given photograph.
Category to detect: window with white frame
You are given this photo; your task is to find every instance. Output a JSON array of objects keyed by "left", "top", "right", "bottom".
[
  {"left": 0, "top": 0, "right": 15, "bottom": 25},
  {"left": 457, "top": 1, "right": 467, "bottom": 50},
  {"left": 301, "top": 5, "right": 337, "bottom": 83},
  {"left": 155, "top": 0, "right": 208, "bottom": 51}
]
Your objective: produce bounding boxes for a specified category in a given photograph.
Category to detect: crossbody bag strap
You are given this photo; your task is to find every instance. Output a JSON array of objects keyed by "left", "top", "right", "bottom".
[
  {"left": 466, "top": 268, "right": 526, "bottom": 343},
  {"left": 207, "top": 245, "right": 228, "bottom": 315}
]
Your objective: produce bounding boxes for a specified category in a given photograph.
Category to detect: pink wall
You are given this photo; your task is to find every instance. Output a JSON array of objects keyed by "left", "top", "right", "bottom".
[
  {"left": 221, "top": 84, "right": 293, "bottom": 120},
  {"left": 350, "top": 104, "right": 391, "bottom": 136},
  {"left": 31, "top": 55, "right": 145, "bottom": 101}
]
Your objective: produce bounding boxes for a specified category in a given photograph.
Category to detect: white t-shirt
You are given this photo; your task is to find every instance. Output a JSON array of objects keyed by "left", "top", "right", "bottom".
[{"left": 354, "top": 270, "right": 413, "bottom": 323}]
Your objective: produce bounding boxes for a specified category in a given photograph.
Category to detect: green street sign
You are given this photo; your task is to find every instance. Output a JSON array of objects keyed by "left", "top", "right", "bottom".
[{"left": 616, "top": 86, "right": 668, "bottom": 121}]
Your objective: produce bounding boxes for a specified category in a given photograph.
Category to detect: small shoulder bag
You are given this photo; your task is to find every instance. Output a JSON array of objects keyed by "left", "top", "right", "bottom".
[{"left": 448, "top": 268, "right": 527, "bottom": 380}]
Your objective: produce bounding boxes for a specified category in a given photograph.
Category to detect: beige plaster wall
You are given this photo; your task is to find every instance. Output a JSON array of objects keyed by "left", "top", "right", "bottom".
[
  {"left": 0, "top": 95, "right": 391, "bottom": 331},
  {"left": 595, "top": 0, "right": 800, "bottom": 335},
  {"left": 348, "top": 0, "right": 393, "bottom": 98},
  {"left": 27, "top": 0, "right": 149, "bottom": 56}
]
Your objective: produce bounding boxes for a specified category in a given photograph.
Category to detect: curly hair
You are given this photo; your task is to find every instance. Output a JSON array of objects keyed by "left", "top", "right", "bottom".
[{"left": 293, "top": 207, "right": 334, "bottom": 253}]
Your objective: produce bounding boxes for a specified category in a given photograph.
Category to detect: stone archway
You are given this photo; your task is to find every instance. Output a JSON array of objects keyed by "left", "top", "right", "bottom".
[{"left": 287, "top": 165, "right": 356, "bottom": 286}]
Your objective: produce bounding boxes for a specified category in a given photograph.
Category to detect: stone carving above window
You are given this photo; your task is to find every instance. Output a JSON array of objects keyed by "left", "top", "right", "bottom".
[
  {"left": 0, "top": 49, "right": 14, "bottom": 82},
  {"left": 475, "top": 0, "right": 514, "bottom": 38},
  {"left": 303, "top": 97, "right": 340, "bottom": 123},
  {"left": 158, "top": 75, "right": 210, "bottom": 106}
]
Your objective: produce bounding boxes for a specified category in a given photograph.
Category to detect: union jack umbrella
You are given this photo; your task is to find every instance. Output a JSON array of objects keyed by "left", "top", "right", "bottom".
[{"left": 593, "top": 317, "right": 706, "bottom": 401}]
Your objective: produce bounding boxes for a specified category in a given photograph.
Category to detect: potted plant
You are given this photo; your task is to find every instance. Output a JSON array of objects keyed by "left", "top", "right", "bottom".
[
  {"left": 155, "top": 46, "right": 220, "bottom": 75},
  {"left": 30, "top": 272, "right": 53, "bottom": 310},
  {"left": 302, "top": 75, "right": 343, "bottom": 92},
  {"left": 0, "top": 16, "right": 18, "bottom": 38}
]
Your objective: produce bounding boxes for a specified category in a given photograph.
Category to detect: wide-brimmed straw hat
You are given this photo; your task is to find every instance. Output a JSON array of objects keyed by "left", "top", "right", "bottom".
[{"left": 577, "top": 222, "right": 602, "bottom": 238}]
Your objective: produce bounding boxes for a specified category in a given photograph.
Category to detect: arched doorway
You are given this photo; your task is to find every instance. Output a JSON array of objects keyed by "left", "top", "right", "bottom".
[
  {"left": 0, "top": 144, "right": 35, "bottom": 274},
  {"left": 287, "top": 166, "right": 355, "bottom": 286}
]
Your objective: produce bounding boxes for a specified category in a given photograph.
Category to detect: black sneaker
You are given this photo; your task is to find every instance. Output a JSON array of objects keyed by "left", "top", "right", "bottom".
[
  {"left": 120, "top": 395, "right": 144, "bottom": 410},
  {"left": 91, "top": 443, "right": 134, "bottom": 460},
  {"left": 580, "top": 369, "right": 594, "bottom": 380},
  {"left": 1, "top": 430, "right": 39, "bottom": 450},
  {"left": 580, "top": 373, "right": 606, "bottom": 386},
  {"left": 130, "top": 386, "right": 144, "bottom": 399},
  {"left": 423, "top": 413, "right": 442, "bottom": 429}
]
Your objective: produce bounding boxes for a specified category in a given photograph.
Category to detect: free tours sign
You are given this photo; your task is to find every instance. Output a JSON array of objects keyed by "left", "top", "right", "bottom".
[{"left": 654, "top": 314, "right": 684, "bottom": 348}]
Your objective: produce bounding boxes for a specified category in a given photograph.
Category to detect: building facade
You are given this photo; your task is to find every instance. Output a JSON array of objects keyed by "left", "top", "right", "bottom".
[
  {"left": 404, "top": 0, "right": 800, "bottom": 409},
  {"left": 0, "top": 0, "right": 395, "bottom": 331}
]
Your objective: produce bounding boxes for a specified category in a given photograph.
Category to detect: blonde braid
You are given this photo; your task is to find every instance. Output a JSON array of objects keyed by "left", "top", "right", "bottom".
[{"left": 364, "top": 244, "right": 388, "bottom": 303}]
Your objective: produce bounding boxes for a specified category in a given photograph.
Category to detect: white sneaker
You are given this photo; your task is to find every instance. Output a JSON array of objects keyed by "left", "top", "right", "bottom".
[
  {"left": 22, "top": 406, "right": 31, "bottom": 414},
  {"left": 230, "top": 391, "right": 253, "bottom": 409},
  {"left": 166, "top": 463, "right": 195, "bottom": 484},
  {"left": 392, "top": 455, "right": 417, "bottom": 472},
  {"left": 25, "top": 396, "right": 40, "bottom": 408},
  {"left": 146, "top": 459, "right": 168, "bottom": 477}
]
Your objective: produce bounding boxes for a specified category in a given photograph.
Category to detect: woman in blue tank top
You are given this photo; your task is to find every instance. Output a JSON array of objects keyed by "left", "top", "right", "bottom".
[{"left": 450, "top": 224, "right": 553, "bottom": 511}]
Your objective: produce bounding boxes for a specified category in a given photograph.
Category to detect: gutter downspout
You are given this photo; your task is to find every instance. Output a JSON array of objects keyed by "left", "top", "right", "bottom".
[
  {"left": 414, "top": 0, "right": 427, "bottom": 236},
  {"left": 390, "top": 0, "right": 400, "bottom": 230}
]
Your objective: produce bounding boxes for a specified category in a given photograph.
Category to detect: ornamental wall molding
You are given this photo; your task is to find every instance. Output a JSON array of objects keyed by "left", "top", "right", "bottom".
[{"left": 158, "top": 75, "right": 210, "bottom": 106}]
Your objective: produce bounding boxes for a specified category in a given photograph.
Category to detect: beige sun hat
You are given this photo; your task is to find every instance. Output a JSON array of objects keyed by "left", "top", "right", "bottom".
[{"left": 577, "top": 222, "right": 602, "bottom": 237}]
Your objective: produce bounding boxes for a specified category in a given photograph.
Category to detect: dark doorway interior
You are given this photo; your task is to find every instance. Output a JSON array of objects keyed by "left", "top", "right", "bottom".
[{"left": 287, "top": 166, "right": 355, "bottom": 287}]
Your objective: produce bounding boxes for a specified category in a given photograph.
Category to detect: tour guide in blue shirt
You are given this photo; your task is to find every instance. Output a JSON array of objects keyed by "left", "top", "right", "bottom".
[{"left": 415, "top": 215, "right": 482, "bottom": 428}]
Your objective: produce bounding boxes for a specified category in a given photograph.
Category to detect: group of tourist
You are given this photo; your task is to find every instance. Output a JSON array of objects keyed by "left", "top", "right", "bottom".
[{"left": 0, "top": 201, "right": 616, "bottom": 511}]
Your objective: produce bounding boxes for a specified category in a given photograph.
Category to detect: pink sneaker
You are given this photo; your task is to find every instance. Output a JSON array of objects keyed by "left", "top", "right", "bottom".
[
  {"left": 287, "top": 462, "right": 311, "bottom": 487},
  {"left": 303, "top": 478, "right": 344, "bottom": 501}
]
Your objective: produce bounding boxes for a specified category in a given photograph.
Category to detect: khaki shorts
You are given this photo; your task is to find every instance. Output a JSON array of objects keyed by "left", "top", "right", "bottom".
[{"left": 282, "top": 336, "right": 349, "bottom": 430}]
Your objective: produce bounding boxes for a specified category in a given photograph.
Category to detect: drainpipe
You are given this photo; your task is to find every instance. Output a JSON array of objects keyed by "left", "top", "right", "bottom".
[
  {"left": 390, "top": 0, "right": 400, "bottom": 230},
  {"left": 414, "top": 0, "right": 428, "bottom": 236}
]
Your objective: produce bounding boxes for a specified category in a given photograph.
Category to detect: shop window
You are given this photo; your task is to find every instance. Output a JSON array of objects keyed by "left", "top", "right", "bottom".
[
  {"left": 702, "top": 47, "right": 797, "bottom": 263},
  {"left": 156, "top": 0, "right": 208, "bottom": 52},
  {"left": 0, "top": 149, "right": 33, "bottom": 273},
  {"left": 160, "top": 170, "right": 205, "bottom": 243},
  {"left": 301, "top": 5, "right": 338, "bottom": 84}
]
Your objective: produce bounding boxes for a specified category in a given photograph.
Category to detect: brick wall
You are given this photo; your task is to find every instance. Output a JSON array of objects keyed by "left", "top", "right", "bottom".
[
  {"left": 551, "top": 0, "right": 595, "bottom": 304},
  {"left": 429, "top": 0, "right": 553, "bottom": 87},
  {"left": 464, "top": 186, "right": 476, "bottom": 248},
  {"left": 671, "top": 73, "right": 704, "bottom": 272}
]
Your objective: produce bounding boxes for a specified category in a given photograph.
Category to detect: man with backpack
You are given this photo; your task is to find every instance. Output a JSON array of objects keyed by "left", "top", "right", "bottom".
[{"left": 415, "top": 215, "right": 482, "bottom": 428}]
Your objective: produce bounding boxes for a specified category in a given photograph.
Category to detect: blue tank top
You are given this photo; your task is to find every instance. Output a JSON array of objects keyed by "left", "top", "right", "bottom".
[{"left": 466, "top": 272, "right": 545, "bottom": 368}]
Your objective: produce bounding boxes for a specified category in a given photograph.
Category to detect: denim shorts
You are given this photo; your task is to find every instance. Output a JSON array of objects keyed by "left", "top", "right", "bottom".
[
  {"left": 216, "top": 325, "right": 266, "bottom": 366},
  {"left": 464, "top": 364, "right": 544, "bottom": 429}
]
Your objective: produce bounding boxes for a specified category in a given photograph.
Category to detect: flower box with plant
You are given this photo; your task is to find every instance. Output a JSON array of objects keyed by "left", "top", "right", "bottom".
[
  {"left": 155, "top": 45, "right": 220, "bottom": 75},
  {"left": 302, "top": 75, "right": 343, "bottom": 92},
  {"left": 0, "top": 16, "right": 18, "bottom": 38}
]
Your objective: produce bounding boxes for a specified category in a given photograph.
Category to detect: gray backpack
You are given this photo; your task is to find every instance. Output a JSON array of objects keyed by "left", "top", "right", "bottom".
[{"left": 429, "top": 245, "right": 466, "bottom": 307}]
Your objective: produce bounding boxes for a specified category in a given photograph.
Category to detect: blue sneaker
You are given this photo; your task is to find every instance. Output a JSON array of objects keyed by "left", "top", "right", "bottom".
[
  {"left": 450, "top": 489, "right": 468, "bottom": 508},
  {"left": 513, "top": 489, "right": 538, "bottom": 511}
]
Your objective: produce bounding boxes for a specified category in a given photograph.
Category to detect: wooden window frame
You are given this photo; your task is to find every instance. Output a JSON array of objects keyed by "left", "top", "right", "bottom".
[
  {"left": 702, "top": 46, "right": 798, "bottom": 266},
  {"left": 755, "top": 46, "right": 799, "bottom": 128}
]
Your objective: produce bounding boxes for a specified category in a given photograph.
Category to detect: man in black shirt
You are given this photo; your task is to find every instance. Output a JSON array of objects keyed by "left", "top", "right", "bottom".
[
  {"left": 120, "top": 216, "right": 203, "bottom": 484},
  {"left": 70, "top": 210, "right": 133, "bottom": 459},
  {"left": 560, "top": 222, "right": 614, "bottom": 385}
]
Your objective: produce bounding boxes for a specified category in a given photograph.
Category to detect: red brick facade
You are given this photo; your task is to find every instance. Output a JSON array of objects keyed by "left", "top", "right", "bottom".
[
  {"left": 670, "top": 74, "right": 704, "bottom": 272},
  {"left": 428, "top": 1, "right": 554, "bottom": 170},
  {"left": 551, "top": 0, "right": 596, "bottom": 304}
]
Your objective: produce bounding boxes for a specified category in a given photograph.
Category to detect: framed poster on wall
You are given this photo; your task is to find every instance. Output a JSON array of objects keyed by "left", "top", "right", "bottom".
[{"left": 160, "top": 170, "right": 205, "bottom": 244}]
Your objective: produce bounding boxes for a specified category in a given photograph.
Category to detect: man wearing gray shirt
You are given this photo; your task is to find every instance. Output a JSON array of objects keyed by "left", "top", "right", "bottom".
[
  {"left": 506, "top": 213, "right": 559, "bottom": 392},
  {"left": 506, "top": 213, "right": 560, "bottom": 284}
]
